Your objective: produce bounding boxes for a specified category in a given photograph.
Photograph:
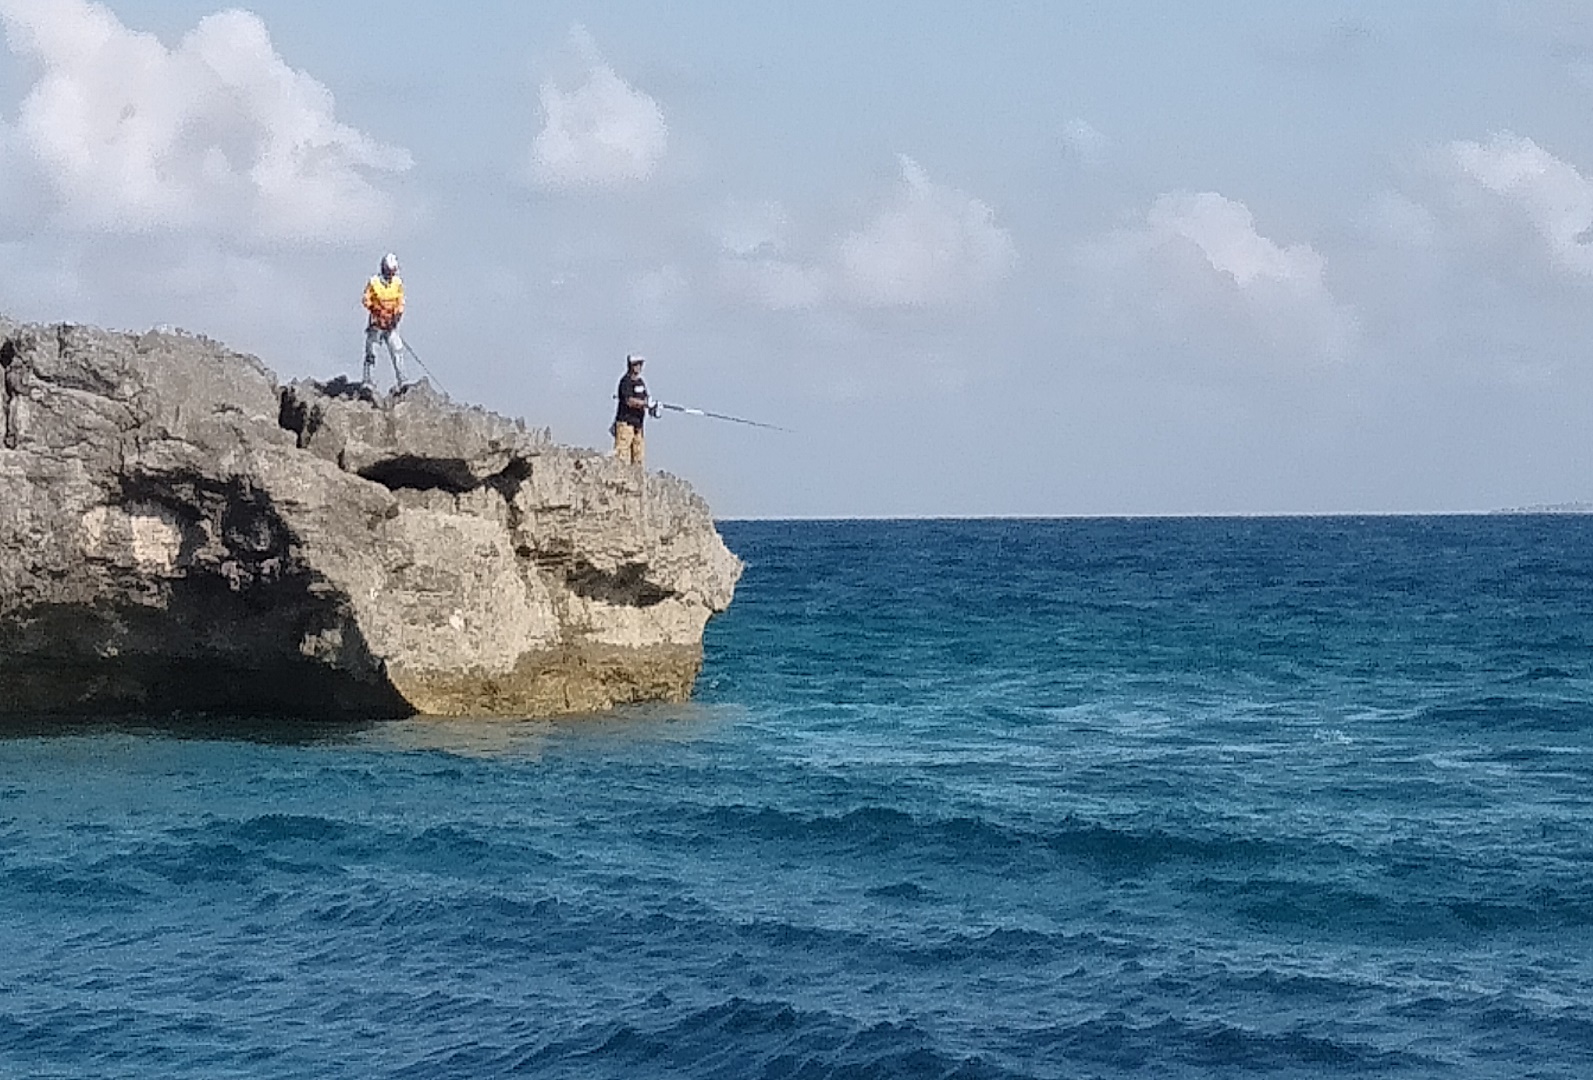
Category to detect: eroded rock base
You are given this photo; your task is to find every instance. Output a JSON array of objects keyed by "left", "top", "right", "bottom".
[{"left": 391, "top": 643, "right": 706, "bottom": 718}]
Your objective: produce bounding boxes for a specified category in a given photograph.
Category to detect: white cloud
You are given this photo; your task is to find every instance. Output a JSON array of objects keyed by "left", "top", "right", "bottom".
[
  {"left": 1145, "top": 192, "right": 1325, "bottom": 288},
  {"left": 837, "top": 156, "right": 1016, "bottom": 308},
  {"left": 1366, "top": 191, "right": 1437, "bottom": 248},
  {"left": 712, "top": 161, "right": 1014, "bottom": 315},
  {"left": 1079, "top": 191, "right": 1355, "bottom": 365},
  {"left": 0, "top": 0, "right": 411, "bottom": 243},
  {"left": 714, "top": 200, "right": 826, "bottom": 311},
  {"left": 1449, "top": 132, "right": 1593, "bottom": 274},
  {"left": 719, "top": 256, "right": 826, "bottom": 311},
  {"left": 530, "top": 26, "right": 667, "bottom": 190}
]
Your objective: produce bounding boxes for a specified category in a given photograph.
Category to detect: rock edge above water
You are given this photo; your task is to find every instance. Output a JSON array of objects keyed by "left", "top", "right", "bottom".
[{"left": 0, "top": 319, "right": 742, "bottom": 720}]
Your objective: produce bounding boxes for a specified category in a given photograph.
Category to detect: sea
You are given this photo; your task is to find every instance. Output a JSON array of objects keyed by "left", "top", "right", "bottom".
[{"left": 2, "top": 516, "right": 1592, "bottom": 1079}]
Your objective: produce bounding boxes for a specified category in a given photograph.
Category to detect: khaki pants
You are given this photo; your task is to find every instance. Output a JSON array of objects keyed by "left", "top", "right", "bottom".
[{"left": 613, "top": 421, "right": 645, "bottom": 466}]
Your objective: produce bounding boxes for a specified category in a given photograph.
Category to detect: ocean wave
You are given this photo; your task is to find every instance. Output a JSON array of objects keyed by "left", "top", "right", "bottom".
[
  {"left": 1027, "top": 1014, "right": 1433, "bottom": 1073},
  {"left": 394, "top": 997, "right": 1017, "bottom": 1080},
  {"left": 1, "top": 864, "right": 151, "bottom": 905},
  {"left": 1194, "top": 874, "right": 1593, "bottom": 939},
  {"left": 121, "top": 814, "right": 563, "bottom": 887},
  {"left": 865, "top": 880, "right": 932, "bottom": 901},
  {"left": 1416, "top": 696, "right": 1593, "bottom": 734},
  {"left": 1505, "top": 665, "right": 1581, "bottom": 684},
  {"left": 660, "top": 803, "right": 1291, "bottom": 879},
  {"left": 228, "top": 812, "right": 353, "bottom": 845}
]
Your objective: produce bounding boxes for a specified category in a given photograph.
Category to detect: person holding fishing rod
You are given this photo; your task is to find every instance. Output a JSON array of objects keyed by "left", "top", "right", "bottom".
[
  {"left": 613, "top": 351, "right": 790, "bottom": 467},
  {"left": 613, "top": 353, "right": 657, "bottom": 467},
  {"left": 361, "top": 252, "right": 409, "bottom": 396}
]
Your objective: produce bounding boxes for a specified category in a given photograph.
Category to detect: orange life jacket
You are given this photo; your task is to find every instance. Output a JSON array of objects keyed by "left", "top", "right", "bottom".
[{"left": 363, "top": 274, "right": 404, "bottom": 330}]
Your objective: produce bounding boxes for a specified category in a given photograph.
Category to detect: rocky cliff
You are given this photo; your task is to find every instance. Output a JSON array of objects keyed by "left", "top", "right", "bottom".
[{"left": 0, "top": 318, "right": 742, "bottom": 720}]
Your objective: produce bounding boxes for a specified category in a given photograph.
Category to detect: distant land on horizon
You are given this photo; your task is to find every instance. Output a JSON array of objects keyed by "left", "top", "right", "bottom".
[{"left": 1492, "top": 503, "right": 1593, "bottom": 515}]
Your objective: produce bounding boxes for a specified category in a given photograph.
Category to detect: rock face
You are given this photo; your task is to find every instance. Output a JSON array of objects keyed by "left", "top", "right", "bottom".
[{"left": 0, "top": 319, "right": 742, "bottom": 720}]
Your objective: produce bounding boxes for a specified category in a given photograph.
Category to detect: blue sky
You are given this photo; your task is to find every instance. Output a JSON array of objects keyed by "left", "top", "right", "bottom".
[{"left": 4, "top": 1, "right": 1593, "bottom": 516}]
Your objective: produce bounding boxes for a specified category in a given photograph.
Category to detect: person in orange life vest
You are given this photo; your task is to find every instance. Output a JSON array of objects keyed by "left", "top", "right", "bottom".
[
  {"left": 613, "top": 353, "right": 658, "bottom": 466},
  {"left": 362, "top": 253, "right": 408, "bottom": 392}
]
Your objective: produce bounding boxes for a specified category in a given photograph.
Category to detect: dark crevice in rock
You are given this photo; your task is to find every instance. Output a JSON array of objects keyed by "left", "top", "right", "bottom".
[
  {"left": 358, "top": 456, "right": 481, "bottom": 495},
  {"left": 530, "top": 540, "right": 574, "bottom": 572},
  {"left": 567, "top": 559, "right": 674, "bottom": 609},
  {"left": 278, "top": 379, "right": 370, "bottom": 449},
  {"left": 488, "top": 457, "right": 532, "bottom": 492},
  {"left": 118, "top": 472, "right": 293, "bottom": 587},
  {"left": 488, "top": 457, "right": 532, "bottom": 535},
  {"left": 360, "top": 453, "right": 532, "bottom": 498},
  {"left": 309, "top": 375, "right": 370, "bottom": 403},
  {"left": 1, "top": 336, "right": 22, "bottom": 449},
  {"left": 277, "top": 386, "right": 320, "bottom": 448}
]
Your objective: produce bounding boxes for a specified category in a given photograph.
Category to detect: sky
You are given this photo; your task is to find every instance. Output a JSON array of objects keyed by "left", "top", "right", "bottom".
[{"left": 4, "top": 1, "right": 1593, "bottom": 517}]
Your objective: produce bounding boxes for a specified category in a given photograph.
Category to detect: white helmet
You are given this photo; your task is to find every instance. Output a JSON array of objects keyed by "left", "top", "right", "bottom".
[{"left": 380, "top": 252, "right": 400, "bottom": 277}]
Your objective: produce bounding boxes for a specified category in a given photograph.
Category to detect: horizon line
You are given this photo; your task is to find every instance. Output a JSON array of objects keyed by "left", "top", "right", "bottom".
[{"left": 715, "top": 508, "right": 1593, "bottom": 523}]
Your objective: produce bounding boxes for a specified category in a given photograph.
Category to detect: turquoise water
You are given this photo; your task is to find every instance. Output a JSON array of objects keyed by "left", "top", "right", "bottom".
[{"left": 2, "top": 517, "right": 1591, "bottom": 1077}]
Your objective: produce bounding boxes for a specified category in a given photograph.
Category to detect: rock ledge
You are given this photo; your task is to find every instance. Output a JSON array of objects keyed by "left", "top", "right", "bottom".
[{"left": 0, "top": 320, "right": 742, "bottom": 720}]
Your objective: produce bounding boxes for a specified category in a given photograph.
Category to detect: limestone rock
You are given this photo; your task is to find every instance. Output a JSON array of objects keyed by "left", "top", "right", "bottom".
[{"left": 0, "top": 318, "right": 742, "bottom": 720}]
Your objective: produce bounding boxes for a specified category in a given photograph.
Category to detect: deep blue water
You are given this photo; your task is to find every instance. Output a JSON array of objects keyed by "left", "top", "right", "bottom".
[{"left": 3, "top": 517, "right": 1593, "bottom": 1079}]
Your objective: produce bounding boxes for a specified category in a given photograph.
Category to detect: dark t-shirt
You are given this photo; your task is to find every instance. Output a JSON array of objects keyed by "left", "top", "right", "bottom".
[{"left": 616, "top": 373, "right": 649, "bottom": 429}]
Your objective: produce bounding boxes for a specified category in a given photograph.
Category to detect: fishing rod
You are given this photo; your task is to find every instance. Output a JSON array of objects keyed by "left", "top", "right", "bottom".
[
  {"left": 656, "top": 401, "right": 790, "bottom": 432},
  {"left": 400, "top": 339, "right": 449, "bottom": 397}
]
